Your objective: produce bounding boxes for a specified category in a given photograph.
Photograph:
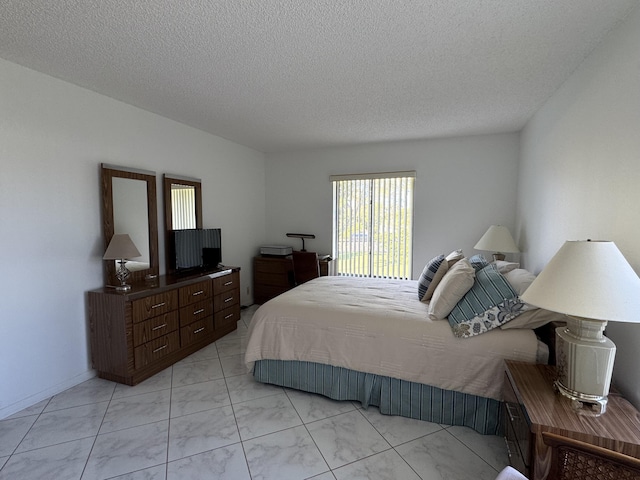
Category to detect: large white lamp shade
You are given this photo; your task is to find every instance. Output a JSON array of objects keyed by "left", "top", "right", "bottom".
[{"left": 520, "top": 240, "right": 640, "bottom": 414}]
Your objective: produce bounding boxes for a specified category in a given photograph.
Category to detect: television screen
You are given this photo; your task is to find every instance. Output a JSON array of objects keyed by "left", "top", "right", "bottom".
[{"left": 172, "top": 228, "right": 221, "bottom": 270}]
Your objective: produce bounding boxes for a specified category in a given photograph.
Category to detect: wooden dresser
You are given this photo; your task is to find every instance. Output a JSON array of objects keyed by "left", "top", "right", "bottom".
[
  {"left": 504, "top": 360, "right": 640, "bottom": 480},
  {"left": 88, "top": 267, "right": 240, "bottom": 385}
]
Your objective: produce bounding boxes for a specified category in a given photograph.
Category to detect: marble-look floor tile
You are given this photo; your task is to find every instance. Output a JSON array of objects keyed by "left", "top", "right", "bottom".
[
  {"left": 286, "top": 390, "right": 356, "bottom": 424},
  {"left": 220, "top": 354, "right": 251, "bottom": 378},
  {"left": 170, "top": 378, "right": 230, "bottom": 418},
  {"left": 168, "top": 406, "right": 239, "bottom": 461},
  {"left": 447, "top": 426, "right": 509, "bottom": 471},
  {"left": 108, "top": 464, "right": 167, "bottom": 479},
  {"left": 306, "top": 410, "right": 390, "bottom": 469},
  {"left": 0, "top": 437, "right": 93, "bottom": 480},
  {"left": 5, "top": 398, "right": 50, "bottom": 419},
  {"left": 0, "top": 415, "right": 38, "bottom": 456},
  {"left": 225, "top": 373, "right": 283, "bottom": 405},
  {"left": 166, "top": 444, "right": 251, "bottom": 480},
  {"left": 100, "top": 389, "right": 171, "bottom": 434},
  {"left": 16, "top": 401, "right": 109, "bottom": 453},
  {"left": 113, "top": 368, "right": 172, "bottom": 399},
  {"left": 307, "top": 472, "right": 336, "bottom": 480},
  {"left": 84, "top": 420, "right": 168, "bottom": 480},
  {"left": 233, "top": 393, "right": 302, "bottom": 440},
  {"left": 177, "top": 342, "right": 219, "bottom": 364},
  {"left": 333, "top": 449, "right": 421, "bottom": 480},
  {"left": 359, "top": 406, "right": 443, "bottom": 446},
  {"left": 396, "top": 429, "right": 499, "bottom": 480},
  {"left": 171, "top": 359, "right": 223, "bottom": 387},
  {"left": 215, "top": 335, "right": 248, "bottom": 358},
  {"left": 44, "top": 378, "right": 115, "bottom": 412},
  {"left": 243, "top": 425, "right": 329, "bottom": 480}
]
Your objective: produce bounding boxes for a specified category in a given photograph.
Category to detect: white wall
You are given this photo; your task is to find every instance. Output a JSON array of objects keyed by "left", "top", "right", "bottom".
[
  {"left": 517, "top": 6, "right": 640, "bottom": 406},
  {"left": 265, "top": 133, "right": 521, "bottom": 277},
  {"left": 0, "top": 58, "right": 266, "bottom": 418}
]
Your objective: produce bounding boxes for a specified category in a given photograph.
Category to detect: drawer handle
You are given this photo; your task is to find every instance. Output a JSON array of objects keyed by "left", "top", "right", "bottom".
[
  {"left": 152, "top": 323, "right": 167, "bottom": 331},
  {"left": 151, "top": 302, "right": 166, "bottom": 309},
  {"left": 505, "top": 403, "right": 520, "bottom": 422},
  {"left": 153, "top": 344, "right": 167, "bottom": 353},
  {"left": 193, "top": 327, "right": 205, "bottom": 334},
  {"left": 224, "top": 297, "right": 233, "bottom": 303},
  {"left": 193, "top": 308, "right": 205, "bottom": 315},
  {"left": 224, "top": 313, "right": 233, "bottom": 320},
  {"left": 192, "top": 290, "right": 204, "bottom": 296},
  {"left": 224, "top": 281, "right": 233, "bottom": 286}
]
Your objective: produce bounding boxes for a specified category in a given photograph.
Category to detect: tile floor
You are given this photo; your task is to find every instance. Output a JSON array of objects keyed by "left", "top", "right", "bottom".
[{"left": 0, "top": 305, "right": 509, "bottom": 480}]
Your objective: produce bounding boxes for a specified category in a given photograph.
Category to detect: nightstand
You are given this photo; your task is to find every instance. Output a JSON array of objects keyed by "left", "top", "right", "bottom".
[{"left": 504, "top": 360, "right": 640, "bottom": 480}]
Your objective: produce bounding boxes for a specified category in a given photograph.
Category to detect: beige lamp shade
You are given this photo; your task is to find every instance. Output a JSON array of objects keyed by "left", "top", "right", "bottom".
[
  {"left": 520, "top": 240, "right": 640, "bottom": 323},
  {"left": 103, "top": 234, "right": 142, "bottom": 260},
  {"left": 474, "top": 225, "right": 520, "bottom": 254}
]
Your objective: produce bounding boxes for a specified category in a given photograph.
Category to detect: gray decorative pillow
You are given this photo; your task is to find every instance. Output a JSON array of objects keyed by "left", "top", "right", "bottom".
[
  {"left": 448, "top": 264, "right": 517, "bottom": 323},
  {"left": 469, "top": 254, "right": 490, "bottom": 271},
  {"left": 418, "top": 254, "right": 445, "bottom": 301}
]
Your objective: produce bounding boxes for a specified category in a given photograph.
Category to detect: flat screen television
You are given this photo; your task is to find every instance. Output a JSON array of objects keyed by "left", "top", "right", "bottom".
[{"left": 171, "top": 228, "right": 222, "bottom": 272}]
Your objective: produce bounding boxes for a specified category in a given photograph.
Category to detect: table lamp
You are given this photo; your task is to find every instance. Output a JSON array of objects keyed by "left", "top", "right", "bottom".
[
  {"left": 103, "top": 233, "right": 142, "bottom": 291},
  {"left": 474, "top": 225, "right": 520, "bottom": 261},
  {"left": 520, "top": 240, "right": 640, "bottom": 414}
]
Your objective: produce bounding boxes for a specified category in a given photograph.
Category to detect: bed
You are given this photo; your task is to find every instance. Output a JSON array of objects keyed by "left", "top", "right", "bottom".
[{"left": 245, "top": 264, "right": 551, "bottom": 435}]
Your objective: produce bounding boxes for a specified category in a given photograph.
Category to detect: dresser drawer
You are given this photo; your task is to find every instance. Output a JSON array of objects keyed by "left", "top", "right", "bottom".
[
  {"left": 131, "top": 290, "right": 179, "bottom": 322},
  {"left": 134, "top": 331, "right": 180, "bottom": 368},
  {"left": 180, "top": 317, "right": 214, "bottom": 346},
  {"left": 179, "top": 299, "right": 213, "bottom": 327},
  {"left": 214, "top": 289, "right": 239, "bottom": 313},
  {"left": 132, "top": 310, "right": 179, "bottom": 347},
  {"left": 213, "top": 271, "right": 240, "bottom": 294},
  {"left": 214, "top": 304, "right": 241, "bottom": 330},
  {"left": 179, "top": 280, "right": 212, "bottom": 306}
]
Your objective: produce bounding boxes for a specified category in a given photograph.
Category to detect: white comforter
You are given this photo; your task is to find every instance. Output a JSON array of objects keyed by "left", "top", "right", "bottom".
[{"left": 245, "top": 276, "right": 540, "bottom": 401}]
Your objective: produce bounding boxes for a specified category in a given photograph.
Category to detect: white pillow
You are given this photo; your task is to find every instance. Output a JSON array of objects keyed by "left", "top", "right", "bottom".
[
  {"left": 445, "top": 249, "right": 464, "bottom": 268},
  {"left": 422, "top": 260, "right": 449, "bottom": 302},
  {"left": 504, "top": 268, "right": 536, "bottom": 296},
  {"left": 493, "top": 260, "right": 520, "bottom": 274},
  {"left": 428, "top": 258, "right": 475, "bottom": 320}
]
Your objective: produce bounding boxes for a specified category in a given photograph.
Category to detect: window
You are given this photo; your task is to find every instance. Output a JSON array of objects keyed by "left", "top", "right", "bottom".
[{"left": 331, "top": 171, "right": 415, "bottom": 279}]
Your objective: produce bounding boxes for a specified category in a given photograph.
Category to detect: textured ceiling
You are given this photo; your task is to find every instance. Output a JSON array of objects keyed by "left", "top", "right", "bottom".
[{"left": 0, "top": 1, "right": 637, "bottom": 153}]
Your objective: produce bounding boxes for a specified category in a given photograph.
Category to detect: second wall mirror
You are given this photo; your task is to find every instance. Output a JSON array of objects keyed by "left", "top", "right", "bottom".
[{"left": 163, "top": 174, "right": 203, "bottom": 274}]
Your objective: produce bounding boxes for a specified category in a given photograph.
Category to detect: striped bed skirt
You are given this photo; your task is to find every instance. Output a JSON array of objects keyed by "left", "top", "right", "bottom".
[{"left": 253, "top": 359, "right": 502, "bottom": 435}]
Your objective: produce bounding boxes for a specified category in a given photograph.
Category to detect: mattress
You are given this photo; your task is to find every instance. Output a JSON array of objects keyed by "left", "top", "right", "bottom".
[{"left": 245, "top": 276, "right": 542, "bottom": 401}]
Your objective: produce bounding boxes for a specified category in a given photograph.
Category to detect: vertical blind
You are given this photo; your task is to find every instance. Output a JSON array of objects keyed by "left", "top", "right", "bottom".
[{"left": 331, "top": 171, "right": 415, "bottom": 279}]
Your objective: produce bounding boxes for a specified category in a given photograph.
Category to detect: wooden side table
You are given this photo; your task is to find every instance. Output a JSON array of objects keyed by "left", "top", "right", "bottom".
[{"left": 504, "top": 360, "right": 640, "bottom": 480}]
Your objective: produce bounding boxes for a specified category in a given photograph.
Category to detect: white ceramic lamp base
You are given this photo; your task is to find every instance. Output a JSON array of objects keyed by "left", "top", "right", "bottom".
[{"left": 555, "top": 317, "right": 616, "bottom": 415}]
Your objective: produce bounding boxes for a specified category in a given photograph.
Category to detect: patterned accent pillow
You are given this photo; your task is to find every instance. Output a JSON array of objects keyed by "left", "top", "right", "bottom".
[
  {"left": 469, "top": 254, "right": 490, "bottom": 271},
  {"left": 417, "top": 255, "right": 446, "bottom": 301},
  {"left": 449, "top": 298, "right": 534, "bottom": 338},
  {"left": 448, "top": 264, "right": 517, "bottom": 323}
]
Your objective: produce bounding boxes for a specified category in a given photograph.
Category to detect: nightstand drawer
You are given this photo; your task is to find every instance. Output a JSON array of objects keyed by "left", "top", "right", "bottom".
[{"left": 503, "top": 371, "right": 530, "bottom": 469}]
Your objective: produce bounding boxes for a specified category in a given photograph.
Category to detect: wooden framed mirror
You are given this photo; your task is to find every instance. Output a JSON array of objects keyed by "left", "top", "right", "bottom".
[
  {"left": 163, "top": 174, "right": 203, "bottom": 274},
  {"left": 101, "top": 164, "right": 159, "bottom": 286}
]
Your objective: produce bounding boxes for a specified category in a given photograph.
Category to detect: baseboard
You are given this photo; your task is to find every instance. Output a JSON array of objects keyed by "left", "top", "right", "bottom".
[{"left": 0, "top": 369, "right": 97, "bottom": 420}]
